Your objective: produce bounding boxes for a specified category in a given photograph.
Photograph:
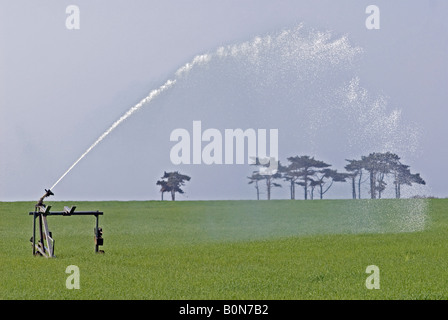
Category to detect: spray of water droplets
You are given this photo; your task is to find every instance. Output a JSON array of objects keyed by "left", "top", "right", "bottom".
[{"left": 51, "top": 24, "right": 362, "bottom": 190}]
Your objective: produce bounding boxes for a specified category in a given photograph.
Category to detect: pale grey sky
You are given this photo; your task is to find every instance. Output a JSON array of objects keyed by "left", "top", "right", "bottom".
[{"left": 0, "top": 0, "right": 447, "bottom": 201}]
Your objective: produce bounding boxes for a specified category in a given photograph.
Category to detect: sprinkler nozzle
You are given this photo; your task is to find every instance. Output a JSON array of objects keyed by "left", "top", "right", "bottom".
[{"left": 36, "top": 188, "right": 54, "bottom": 207}]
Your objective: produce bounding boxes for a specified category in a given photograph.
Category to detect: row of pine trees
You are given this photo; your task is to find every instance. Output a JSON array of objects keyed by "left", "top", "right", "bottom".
[
  {"left": 248, "top": 152, "right": 425, "bottom": 200},
  {"left": 155, "top": 152, "right": 425, "bottom": 201}
]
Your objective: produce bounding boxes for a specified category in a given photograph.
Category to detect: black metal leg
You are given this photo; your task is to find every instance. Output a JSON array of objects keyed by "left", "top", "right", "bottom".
[
  {"left": 95, "top": 214, "right": 99, "bottom": 253},
  {"left": 32, "top": 212, "right": 36, "bottom": 255}
]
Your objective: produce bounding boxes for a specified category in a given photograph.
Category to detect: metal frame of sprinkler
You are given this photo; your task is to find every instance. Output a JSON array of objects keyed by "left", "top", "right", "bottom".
[{"left": 29, "top": 189, "right": 104, "bottom": 258}]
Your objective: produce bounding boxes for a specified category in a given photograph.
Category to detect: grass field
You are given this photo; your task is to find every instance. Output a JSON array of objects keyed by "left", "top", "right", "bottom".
[{"left": 0, "top": 199, "right": 447, "bottom": 300}]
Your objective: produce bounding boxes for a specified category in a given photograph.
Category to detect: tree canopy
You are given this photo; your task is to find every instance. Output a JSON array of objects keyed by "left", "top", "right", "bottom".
[{"left": 156, "top": 171, "right": 191, "bottom": 201}]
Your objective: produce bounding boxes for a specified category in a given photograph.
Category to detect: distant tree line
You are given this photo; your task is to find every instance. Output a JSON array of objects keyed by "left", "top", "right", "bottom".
[
  {"left": 248, "top": 152, "right": 425, "bottom": 200},
  {"left": 155, "top": 152, "right": 425, "bottom": 201}
]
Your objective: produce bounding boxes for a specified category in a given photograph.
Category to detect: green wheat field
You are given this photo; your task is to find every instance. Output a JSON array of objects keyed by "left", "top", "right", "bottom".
[{"left": 1, "top": 199, "right": 447, "bottom": 300}]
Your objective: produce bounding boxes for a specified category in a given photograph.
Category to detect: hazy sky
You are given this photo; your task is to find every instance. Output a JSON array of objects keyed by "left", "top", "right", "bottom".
[{"left": 1, "top": 1, "right": 447, "bottom": 201}]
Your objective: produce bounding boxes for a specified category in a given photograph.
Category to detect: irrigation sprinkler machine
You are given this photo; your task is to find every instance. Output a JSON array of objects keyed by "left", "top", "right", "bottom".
[{"left": 29, "top": 189, "right": 104, "bottom": 258}]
